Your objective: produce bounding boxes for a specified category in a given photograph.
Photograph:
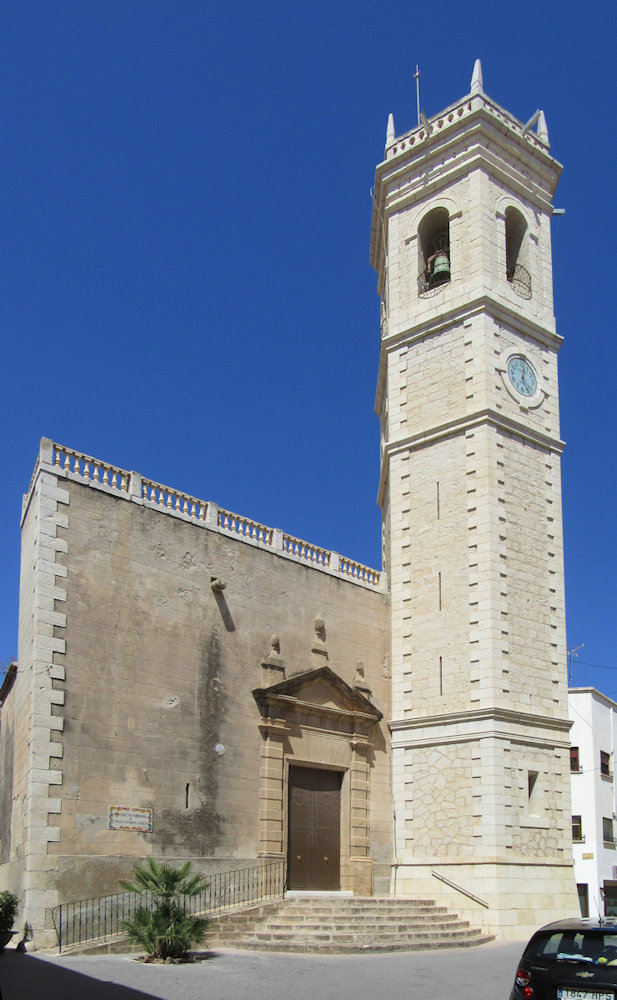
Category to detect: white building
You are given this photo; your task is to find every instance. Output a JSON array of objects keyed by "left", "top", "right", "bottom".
[{"left": 569, "top": 687, "right": 617, "bottom": 917}]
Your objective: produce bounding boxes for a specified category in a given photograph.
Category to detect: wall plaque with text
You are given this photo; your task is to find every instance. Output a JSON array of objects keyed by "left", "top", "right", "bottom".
[{"left": 109, "top": 806, "right": 153, "bottom": 832}]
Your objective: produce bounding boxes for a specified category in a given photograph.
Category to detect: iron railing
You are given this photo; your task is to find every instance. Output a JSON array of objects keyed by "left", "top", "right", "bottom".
[
  {"left": 52, "top": 859, "right": 286, "bottom": 953},
  {"left": 506, "top": 262, "right": 532, "bottom": 299}
]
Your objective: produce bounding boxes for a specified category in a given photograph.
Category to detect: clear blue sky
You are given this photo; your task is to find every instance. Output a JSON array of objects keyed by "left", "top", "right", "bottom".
[{"left": 2, "top": 1, "right": 615, "bottom": 693}]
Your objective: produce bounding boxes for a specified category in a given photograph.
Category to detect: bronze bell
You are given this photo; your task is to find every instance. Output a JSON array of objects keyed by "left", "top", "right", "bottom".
[{"left": 430, "top": 252, "right": 450, "bottom": 286}]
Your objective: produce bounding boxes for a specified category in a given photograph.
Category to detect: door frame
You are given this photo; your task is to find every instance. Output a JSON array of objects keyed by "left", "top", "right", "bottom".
[
  {"left": 254, "top": 665, "right": 382, "bottom": 895},
  {"left": 287, "top": 763, "right": 344, "bottom": 891}
]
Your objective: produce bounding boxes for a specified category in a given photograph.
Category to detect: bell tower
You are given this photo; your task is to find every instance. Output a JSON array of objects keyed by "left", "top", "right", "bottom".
[{"left": 371, "top": 62, "right": 579, "bottom": 935}]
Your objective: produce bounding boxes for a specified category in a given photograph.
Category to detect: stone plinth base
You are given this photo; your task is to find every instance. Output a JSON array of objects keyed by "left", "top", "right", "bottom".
[
  {"left": 391, "top": 859, "right": 580, "bottom": 939},
  {"left": 348, "top": 857, "right": 374, "bottom": 896}
]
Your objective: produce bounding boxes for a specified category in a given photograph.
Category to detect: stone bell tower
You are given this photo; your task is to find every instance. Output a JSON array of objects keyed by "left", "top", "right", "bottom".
[{"left": 371, "top": 61, "right": 579, "bottom": 936}]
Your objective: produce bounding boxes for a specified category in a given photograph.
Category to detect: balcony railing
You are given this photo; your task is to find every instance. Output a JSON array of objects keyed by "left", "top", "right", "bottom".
[{"left": 507, "top": 263, "right": 532, "bottom": 299}]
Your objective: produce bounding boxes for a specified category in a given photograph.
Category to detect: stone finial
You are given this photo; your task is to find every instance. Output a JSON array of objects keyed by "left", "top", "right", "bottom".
[
  {"left": 313, "top": 616, "right": 326, "bottom": 643},
  {"left": 386, "top": 113, "right": 395, "bottom": 147},
  {"left": 40, "top": 437, "right": 54, "bottom": 465},
  {"left": 353, "top": 660, "right": 372, "bottom": 697},
  {"left": 311, "top": 615, "right": 328, "bottom": 665},
  {"left": 261, "top": 632, "right": 284, "bottom": 685},
  {"left": 470, "top": 58, "right": 483, "bottom": 94},
  {"left": 536, "top": 110, "right": 549, "bottom": 146}
]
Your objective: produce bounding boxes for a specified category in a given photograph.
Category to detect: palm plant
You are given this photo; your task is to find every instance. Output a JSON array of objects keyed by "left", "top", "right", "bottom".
[
  {"left": 120, "top": 859, "right": 208, "bottom": 960},
  {"left": 0, "top": 890, "right": 19, "bottom": 951}
]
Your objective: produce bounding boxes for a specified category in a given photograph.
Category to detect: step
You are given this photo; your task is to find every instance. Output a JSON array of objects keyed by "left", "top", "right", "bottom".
[
  {"left": 207, "top": 895, "right": 494, "bottom": 954},
  {"left": 268, "top": 903, "right": 447, "bottom": 916},
  {"left": 239, "top": 919, "right": 468, "bottom": 933},
  {"left": 228, "top": 924, "right": 480, "bottom": 942},
  {"left": 228, "top": 934, "right": 495, "bottom": 954}
]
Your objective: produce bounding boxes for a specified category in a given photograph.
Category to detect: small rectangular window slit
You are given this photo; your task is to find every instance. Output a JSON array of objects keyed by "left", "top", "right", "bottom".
[{"left": 528, "top": 770, "right": 540, "bottom": 816}]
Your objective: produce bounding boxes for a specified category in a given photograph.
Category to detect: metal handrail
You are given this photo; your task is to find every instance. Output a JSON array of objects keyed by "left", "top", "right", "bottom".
[
  {"left": 431, "top": 869, "right": 489, "bottom": 909},
  {"left": 51, "top": 859, "right": 286, "bottom": 953}
]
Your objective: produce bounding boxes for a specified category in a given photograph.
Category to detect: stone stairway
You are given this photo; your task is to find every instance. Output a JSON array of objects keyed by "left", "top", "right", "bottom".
[{"left": 207, "top": 895, "right": 494, "bottom": 953}]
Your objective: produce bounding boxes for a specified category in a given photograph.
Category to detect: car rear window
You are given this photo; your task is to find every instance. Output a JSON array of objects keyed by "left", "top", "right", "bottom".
[{"left": 528, "top": 930, "right": 617, "bottom": 966}]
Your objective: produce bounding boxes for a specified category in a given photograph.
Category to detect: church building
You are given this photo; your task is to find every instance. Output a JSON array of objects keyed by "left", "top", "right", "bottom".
[{"left": 0, "top": 63, "right": 579, "bottom": 947}]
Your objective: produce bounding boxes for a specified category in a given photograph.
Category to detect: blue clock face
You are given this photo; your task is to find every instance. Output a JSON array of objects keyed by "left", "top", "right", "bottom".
[{"left": 507, "top": 355, "right": 537, "bottom": 397}]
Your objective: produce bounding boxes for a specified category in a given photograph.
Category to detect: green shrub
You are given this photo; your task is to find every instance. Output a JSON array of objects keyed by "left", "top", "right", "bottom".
[
  {"left": 0, "top": 891, "right": 19, "bottom": 931},
  {"left": 120, "top": 859, "right": 208, "bottom": 960}
]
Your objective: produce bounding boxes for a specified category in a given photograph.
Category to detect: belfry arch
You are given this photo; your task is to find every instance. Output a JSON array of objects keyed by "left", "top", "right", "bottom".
[{"left": 417, "top": 207, "right": 451, "bottom": 292}]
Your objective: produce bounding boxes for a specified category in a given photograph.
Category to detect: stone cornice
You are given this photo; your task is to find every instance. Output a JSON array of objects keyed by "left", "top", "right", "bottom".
[
  {"left": 379, "top": 138, "right": 557, "bottom": 224},
  {"left": 390, "top": 704, "right": 572, "bottom": 732},
  {"left": 258, "top": 717, "right": 290, "bottom": 738},
  {"left": 375, "top": 296, "right": 561, "bottom": 418},
  {"left": 256, "top": 693, "right": 381, "bottom": 727},
  {"left": 393, "top": 856, "right": 575, "bottom": 869},
  {"left": 386, "top": 295, "right": 561, "bottom": 353},
  {"left": 390, "top": 705, "right": 572, "bottom": 750},
  {"left": 377, "top": 406, "right": 564, "bottom": 507},
  {"left": 388, "top": 407, "right": 564, "bottom": 455}
]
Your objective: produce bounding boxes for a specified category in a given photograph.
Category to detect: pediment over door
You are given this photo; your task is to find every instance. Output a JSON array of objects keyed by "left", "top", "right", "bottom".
[
  {"left": 253, "top": 666, "right": 382, "bottom": 735},
  {"left": 254, "top": 665, "right": 382, "bottom": 892}
]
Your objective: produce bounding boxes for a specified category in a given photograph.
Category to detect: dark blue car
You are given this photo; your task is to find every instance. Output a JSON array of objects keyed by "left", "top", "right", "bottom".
[{"left": 510, "top": 919, "right": 617, "bottom": 1000}]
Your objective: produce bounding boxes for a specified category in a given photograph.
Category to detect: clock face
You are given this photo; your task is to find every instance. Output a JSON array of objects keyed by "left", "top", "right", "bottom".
[{"left": 507, "top": 355, "right": 537, "bottom": 397}]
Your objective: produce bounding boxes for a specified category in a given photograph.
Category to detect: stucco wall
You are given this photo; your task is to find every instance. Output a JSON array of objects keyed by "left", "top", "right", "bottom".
[{"left": 41, "top": 475, "right": 390, "bottom": 902}]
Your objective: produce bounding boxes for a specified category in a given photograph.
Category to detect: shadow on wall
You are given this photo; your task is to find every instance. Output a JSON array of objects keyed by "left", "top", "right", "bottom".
[{"left": 0, "top": 951, "right": 163, "bottom": 1000}]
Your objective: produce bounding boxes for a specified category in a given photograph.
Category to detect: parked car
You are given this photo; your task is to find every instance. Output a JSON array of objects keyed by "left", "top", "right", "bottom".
[{"left": 510, "top": 918, "right": 617, "bottom": 1000}]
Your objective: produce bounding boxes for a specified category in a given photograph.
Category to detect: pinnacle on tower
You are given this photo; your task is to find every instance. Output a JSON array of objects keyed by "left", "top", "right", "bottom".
[
  {"left": 470, "top": 58, "right": 483, "bottom": 94},
  {"left": 386, "top": 113, "right": 395, "bottom": 148},
  {"left": 537, "top": 109, "right": 549, "bottom": 145}
]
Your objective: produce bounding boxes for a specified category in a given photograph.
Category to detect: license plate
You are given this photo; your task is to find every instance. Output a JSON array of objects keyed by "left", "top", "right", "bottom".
[{"left": 557, "top": 991, "right": 614, "bottom": 1000}]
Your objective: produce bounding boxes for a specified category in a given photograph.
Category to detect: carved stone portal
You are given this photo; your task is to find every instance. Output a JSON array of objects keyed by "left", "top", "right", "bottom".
[{"left": 253, "top": 666, "right": 382, "bottom": 896}]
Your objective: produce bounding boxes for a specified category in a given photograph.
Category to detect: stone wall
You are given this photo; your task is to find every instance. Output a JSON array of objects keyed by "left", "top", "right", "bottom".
[{"left": 0, "top": 445, "right": 390, "bottom": 940}]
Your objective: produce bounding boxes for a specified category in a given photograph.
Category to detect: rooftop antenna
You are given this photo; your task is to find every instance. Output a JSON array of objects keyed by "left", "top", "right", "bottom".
[
  {"left": 568, "top": 643, "right": 584, "bottom": 687},
  {"left": 414, "top": 65, "right": 420, "bottom": 127}
]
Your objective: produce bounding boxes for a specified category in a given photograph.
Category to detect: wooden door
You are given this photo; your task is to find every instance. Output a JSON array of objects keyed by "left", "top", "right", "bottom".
[{"left": 288, "top": 767, "right": 341, "bottom": 890}]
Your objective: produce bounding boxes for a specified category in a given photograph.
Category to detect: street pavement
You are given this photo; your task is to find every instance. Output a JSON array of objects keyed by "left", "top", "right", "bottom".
[{"left": 0, "top": 939, "right": 525, "bottom": 1000}]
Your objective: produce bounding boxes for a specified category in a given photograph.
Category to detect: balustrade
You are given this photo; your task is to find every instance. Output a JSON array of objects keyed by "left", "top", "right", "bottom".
[
  {"left": 142, "top": 480, "right": 208, "bottom": 521},
  {"left": 282, "top": 534, "right": 330, "bottom": 567},
  {"left": 52, "top": 444, "right": 129, "bottom": 492},
  {"left": 340, "top": 557, "right": 380, "bottom": 587},
  {"left": 218, "top": 509, "right": 272, "bottom": 545},
  {"left": 41, "top": 442, "right": 380, "bottom": 589}
]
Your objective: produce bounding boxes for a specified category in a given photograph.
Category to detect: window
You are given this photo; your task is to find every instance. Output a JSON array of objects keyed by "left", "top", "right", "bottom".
[
  {"left": 531, "top": 930, "right": 617, "bottom": 962},
  {"left": 572, "top": 815, "right": 583, "bottom": 842},
  {"left": 601, "top": 751, "right": 612, "bottom": 778},
  {"left": 505, "top": 206, "right": 531, "bottom": 298},
  {"left": 603, "top": 817, "right": 615, "bottom": 844},
  {"left": 604, "top": 881, "right": 617, "bottom": 917},
  {"left": 417, "top": 208, "right": 450, "bottom": 294},
  {"left": 527, "top": 769, "right": 540, "bottom": 816},
  {"left": 570, "top": 746, "right": 580, "bottom": 772},
  {"left": 577, "top": 883, "right": 589, "bottom": 918}
]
